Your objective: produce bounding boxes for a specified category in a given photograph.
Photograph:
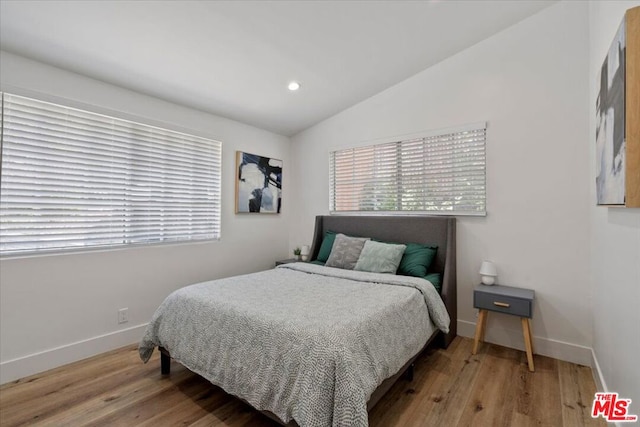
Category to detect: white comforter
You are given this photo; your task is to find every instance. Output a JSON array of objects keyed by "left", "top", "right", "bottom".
[{"left": 139, "top": 263, "right": 449, "bottom": 427}]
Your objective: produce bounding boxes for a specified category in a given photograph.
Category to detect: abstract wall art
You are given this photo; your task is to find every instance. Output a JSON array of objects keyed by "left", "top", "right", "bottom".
[
  {"left": 596, "top": 18, "right": 626, "bottom": 205},
  {"left": 235, "top": 151, "right": 282, "bottom": 214},
  {"left": 596, "top": 6, "right": 640, "bottom": 208}
]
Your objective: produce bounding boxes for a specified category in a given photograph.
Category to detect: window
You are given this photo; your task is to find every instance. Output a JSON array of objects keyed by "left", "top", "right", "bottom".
[
  {"left": 0, "top": 93, "right": 222, "bottom": 255},
  {"left": 329, "top": 123, "right": 486, "bottom": 215}
]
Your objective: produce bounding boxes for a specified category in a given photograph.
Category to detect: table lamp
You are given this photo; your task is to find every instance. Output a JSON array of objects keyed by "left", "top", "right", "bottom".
[
  {"left": 301, "top": 245, "right": 310, "bottom": 261},
  {"left": 479, "top": 261, "right": 497, "bottom": 285}
]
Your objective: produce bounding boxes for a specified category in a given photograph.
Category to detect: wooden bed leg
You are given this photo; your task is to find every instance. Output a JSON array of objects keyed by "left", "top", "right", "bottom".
[
  {"left": 160, "top": 350, "right": 171, "bottom": 375},
  {"left": 405, "top": 363, "right": 415, "bottom": 381}
]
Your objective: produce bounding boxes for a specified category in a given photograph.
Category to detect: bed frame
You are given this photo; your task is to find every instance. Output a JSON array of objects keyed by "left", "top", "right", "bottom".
[{"left": 159, "top": 215, "right": 456, "bottom": 425}]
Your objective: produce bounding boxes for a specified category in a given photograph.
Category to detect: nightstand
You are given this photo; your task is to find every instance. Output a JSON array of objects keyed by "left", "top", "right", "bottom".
[
  {"left": 472, "top": 284, "right": 535, "bottom": 371},
  {"left": 275, "top": 258, "right": 298, "bottom": 267}
]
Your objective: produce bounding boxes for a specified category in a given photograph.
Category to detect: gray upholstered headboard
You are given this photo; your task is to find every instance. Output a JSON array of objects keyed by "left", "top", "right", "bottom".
[{"left": 308, "top": 215, "right": 457, "bottom": 348}]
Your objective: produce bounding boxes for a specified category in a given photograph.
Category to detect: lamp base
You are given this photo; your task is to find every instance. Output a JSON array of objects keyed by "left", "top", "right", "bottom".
[{"left": 481, "top": 276, "right": 496, "bottom": 285}]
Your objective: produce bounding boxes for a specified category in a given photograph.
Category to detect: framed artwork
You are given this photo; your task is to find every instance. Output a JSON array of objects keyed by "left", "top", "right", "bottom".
[
  {"left": 596, "top": 18, "right": 625, "bottom": 205},
  {"left": 595, "top": 6, "right": 640, "bottom": 207},
  {"left": 235, "top": 151, "right": 282, "bottom": 214}
]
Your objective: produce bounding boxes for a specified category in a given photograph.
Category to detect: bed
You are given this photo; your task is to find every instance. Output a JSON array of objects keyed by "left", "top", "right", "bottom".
[{"left": 139, "top": 215, "right": 457, "bottom": 426}]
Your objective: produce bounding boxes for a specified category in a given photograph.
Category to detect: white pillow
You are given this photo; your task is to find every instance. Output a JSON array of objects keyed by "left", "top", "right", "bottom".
[{"left": 354, "top": 240, "right": 407, "bottom": 274}]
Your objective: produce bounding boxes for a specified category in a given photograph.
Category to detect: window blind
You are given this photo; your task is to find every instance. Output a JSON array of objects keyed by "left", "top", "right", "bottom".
[
  {"left": 0, "top": 93, "right": 222, "bottom": 255},
  {"left": 329, "top": 123, "right": 486, "bottom": 215}
]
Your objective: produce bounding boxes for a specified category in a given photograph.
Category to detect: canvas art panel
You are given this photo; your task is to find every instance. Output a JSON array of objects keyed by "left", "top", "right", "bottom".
[
  {"left": 235, "top": 151, "right": 282, "bottom": 213},
  {"left": 596, "top": 18, "right": 626, "bottom": 205}
]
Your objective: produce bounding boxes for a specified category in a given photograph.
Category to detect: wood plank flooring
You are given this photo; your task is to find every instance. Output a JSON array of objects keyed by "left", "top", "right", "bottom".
[{"left": 0, "top": 337, "right": 604, "bottom": 426}]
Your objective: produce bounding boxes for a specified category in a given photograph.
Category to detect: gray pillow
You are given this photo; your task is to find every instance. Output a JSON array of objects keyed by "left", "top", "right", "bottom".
[
  {"left": 324, "top": 233, "right": 370, "bottom": 270},
  {"left": 354, "top": 240, "right": 407, "bottom": 274}
]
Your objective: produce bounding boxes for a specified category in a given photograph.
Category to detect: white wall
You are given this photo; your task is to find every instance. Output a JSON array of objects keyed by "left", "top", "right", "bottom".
[
  {"left": 4, "top": 1, "right": 637, "bottom": 400},
  {"left": 0, "top": 51, "right": 291, "bottom": 383},
  {"left": 588, "top": 0, "right": 640, "bottom": 407},
  {"left": 290, "top": 1, "right": 593, "bottom": 364}
]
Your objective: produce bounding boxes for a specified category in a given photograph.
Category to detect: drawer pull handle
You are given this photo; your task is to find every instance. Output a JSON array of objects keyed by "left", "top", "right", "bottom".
[{"left": 493, "top": 301, "right": 510, "bottom": 308}]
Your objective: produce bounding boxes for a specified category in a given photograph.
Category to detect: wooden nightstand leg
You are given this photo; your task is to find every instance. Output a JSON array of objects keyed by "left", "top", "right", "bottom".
[
  {"left": 526, "top": 318, "right": 535, "bottom": 354},
  {"left": 473, "top": 309, "right": 488, "bottom": 355},
  {"left": 521, "top": 317, "right": 535, "bottom": 372},
  {"left": 480, "top": 309, "right": 488, "bottom": 342}
]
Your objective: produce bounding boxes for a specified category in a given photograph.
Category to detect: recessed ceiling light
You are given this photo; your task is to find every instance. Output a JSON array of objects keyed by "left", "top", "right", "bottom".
[{"left": 288, "top": 81, "right": 300, "bottom": 91}]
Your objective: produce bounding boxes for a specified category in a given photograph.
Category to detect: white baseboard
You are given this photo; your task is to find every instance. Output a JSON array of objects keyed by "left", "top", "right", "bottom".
[
  {"left": 0, "top": 319, "right": 618, "bottom": 426},
  {"left": 457, "top": 319, "right": 593, "bottom": 366},
  {"left": 0, "top": 322, "right": 611, "bottom": 390},
  {"left": 590, "top": 351, "right": 631, "bottom": 427},
  {"left": 590, "top": 348, "right": 608, "bottom": 392},
  {"left": 0, "top": 323, "right": 148, "bottom": 385}
]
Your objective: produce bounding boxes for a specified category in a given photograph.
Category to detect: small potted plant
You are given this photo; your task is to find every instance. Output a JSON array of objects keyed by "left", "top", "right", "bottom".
[{"left": 293, "top": 247, "right": 302, "bottom": 261}]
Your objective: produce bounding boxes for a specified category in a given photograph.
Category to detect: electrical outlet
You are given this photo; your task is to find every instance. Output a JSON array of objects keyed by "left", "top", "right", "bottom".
[{"left": 118, "top": 308, "right": 129, "bottom": 324}]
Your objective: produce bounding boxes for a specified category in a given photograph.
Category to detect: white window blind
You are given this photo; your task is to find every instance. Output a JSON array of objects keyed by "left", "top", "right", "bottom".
[
  {"left": 329, "top": 123, "right": 486, "bottom": 215},
  {"left": 0, "top": 93, "right": 222, "bottom": 255}
]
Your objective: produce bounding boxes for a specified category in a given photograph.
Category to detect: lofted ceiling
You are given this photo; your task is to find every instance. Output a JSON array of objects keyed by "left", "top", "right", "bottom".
[{"left": 0, "top": 1, "right": 556, "bottom": 136}]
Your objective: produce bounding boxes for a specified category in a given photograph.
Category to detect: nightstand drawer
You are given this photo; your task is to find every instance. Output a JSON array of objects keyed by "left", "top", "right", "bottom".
[{"left": 474, "top": 290, "right": 532, "bottom": 317}]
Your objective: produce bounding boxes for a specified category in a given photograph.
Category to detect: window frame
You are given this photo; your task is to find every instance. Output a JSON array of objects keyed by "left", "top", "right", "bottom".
[
  {"left": 329, "top": 122, "right": 487, "bottom": 217},
  {"left": 0, "top": 91, "right": 223, "bottom": 257}
]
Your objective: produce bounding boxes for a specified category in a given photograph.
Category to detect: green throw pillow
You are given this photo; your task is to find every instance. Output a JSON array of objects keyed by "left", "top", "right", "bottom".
[
  {"left": 423, "top": 273, "right": 442, "bottom": 293},
  {"left": 316, "top": 231, "right": 337, "bottom": 263},
  {"left": 397, "top": 243, "right": 438, "bottom": 278}
]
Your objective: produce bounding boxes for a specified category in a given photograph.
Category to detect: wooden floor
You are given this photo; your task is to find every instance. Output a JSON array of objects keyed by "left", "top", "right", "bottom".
[{"left": 0, "top": 337, "right": 604, "bottom": 427}]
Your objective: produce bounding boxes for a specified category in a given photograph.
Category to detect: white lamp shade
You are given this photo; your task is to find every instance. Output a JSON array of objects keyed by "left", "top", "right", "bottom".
[
  {"left": 479, "top": 261, "right": 497, "bottom": 276},
  {"left": 479, "top": 261, "right": 497, "bottom": 285},
  {"left": 300, "top": 245, "right": 310, "bottom": 261}
]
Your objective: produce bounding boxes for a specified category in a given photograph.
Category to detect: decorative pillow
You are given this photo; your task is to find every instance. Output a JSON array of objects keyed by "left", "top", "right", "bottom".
[
  {"left": 397, "top": 243, "right": 438, "bottom": 277},
  {"left": 324, "top": 233, "right": 370, "bottom": 270},
  {"left": 423, "top": 273, "right": 442, "bottom": 293},
  {"left": 316, "top": 231, "right": 337, "bottom": 263},
  {"left": 354, "top": 240, "right": 407, "bottom": 274}
]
